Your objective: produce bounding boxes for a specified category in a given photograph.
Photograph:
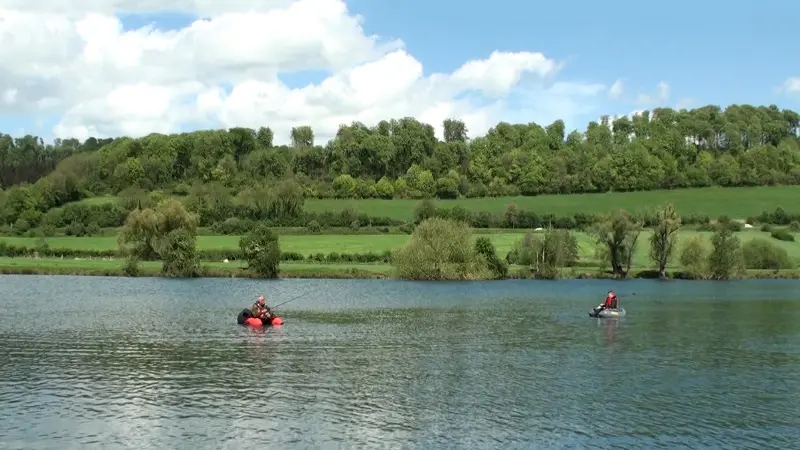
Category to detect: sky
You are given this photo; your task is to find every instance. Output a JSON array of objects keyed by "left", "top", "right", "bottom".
[{"left": 1, "top": 0, "right": 799, "bottom": 145}]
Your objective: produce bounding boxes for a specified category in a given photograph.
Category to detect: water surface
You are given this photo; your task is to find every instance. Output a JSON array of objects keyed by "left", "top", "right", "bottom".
[{"left": 1, "top": 276, "right": 800, "bottom": 449}]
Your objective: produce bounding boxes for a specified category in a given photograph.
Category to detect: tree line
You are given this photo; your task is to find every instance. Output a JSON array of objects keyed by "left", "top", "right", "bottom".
[
  {"left": 4, "top": 174, "right": 800, "bottom": 239},
  {"left": 394, "top": 204, "right": 796, "bottom": 281},
  {"left": 0, "top": 103, "right": 799, "bottom": 215},
  {"left": 2, "top": 199, "right": 795, "bottom": 281}
]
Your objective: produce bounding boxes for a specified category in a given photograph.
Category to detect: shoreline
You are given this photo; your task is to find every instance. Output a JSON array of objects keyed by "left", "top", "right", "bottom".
[{"left": 2, "top": 258, "right": 800, "bottom": 281}]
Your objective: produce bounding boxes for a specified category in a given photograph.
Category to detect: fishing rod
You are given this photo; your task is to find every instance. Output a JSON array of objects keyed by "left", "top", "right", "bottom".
[{"left": 271, "top": 291, "right": 309, "bottom": 309}]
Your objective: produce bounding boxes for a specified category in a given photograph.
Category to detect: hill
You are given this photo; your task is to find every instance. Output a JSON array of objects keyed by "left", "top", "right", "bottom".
[{"left": 1, "top": 103, "right": 799, "bottom": 231}]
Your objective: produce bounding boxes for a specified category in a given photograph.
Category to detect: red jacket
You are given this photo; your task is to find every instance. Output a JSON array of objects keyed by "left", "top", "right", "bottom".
[{"left": 604, "top": 294, "right": 617, "bottom": 308}]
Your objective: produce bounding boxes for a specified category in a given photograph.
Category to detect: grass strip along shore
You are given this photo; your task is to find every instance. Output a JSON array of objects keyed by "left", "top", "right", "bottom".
[{"left": 3, "top": 225, "right": 800, "bottom": 280}]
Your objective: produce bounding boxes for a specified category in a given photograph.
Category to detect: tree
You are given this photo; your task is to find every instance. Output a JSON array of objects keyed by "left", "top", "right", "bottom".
[
  {"left": 504, "top": 203, "right": 519, "bottom": 228},
  {"left": 679, "top": 235, "right": 708, "bottom": 278},
  {"left": 707, "top": 226, "right": 744, "bottom": 280},
  {"left": 592, "top": 210, "right": 641, "bottom": 277},
  {"left": 290, "top": 126, "right": 314, "bottom": 148},
  {"left": 2, "top": 103, "right": 800, "bottom": 220},
  {"left": 159, "top": 228, "right": 200, "bottom": 277},
  {"left": 392, "top": 217, "right": 484, "bottom": 280},
  {"left": 443, "top": 119, "right": 468, "bottom": 143},
  {"left": 117, "top": 199, "right": 199, "bottom": 277},
  {"left": 529, "top": 228, "right": 578, "bottom": 279},
  {"left": 474, "top": 236, "right": 508, "bottom": 279},
  {"left": 649, "top": 203, "right": 681, "bottom": 278},
  {"left": 742, "top": 239, "right": 794, "bottom": 271},
  {"left": 239, "top": 225, "right": 281, "bottom": 278}
]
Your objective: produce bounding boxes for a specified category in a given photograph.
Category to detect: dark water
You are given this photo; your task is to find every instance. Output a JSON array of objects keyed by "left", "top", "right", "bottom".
[{"left": 1, "top": 276, "right": 800, "bottom": 449}]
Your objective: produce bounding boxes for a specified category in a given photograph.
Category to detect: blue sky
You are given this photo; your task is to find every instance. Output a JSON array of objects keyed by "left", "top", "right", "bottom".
[{"left": 4, "top": 0, "right": 800, "bottom": 142}]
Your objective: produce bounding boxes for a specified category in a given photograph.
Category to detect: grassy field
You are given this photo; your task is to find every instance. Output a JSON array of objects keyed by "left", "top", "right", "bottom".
[
  {"left": 73, "top": 186, "right": 800, "bottom": 221},
  {"left": 303, "top": 186, "right": 800, "bottom": 220},
  {"left": 4, "top": 229, "right": 799, "bottom": 269},
  {"left": 0, "top": 257, "right": 395, "bottom": 278}
]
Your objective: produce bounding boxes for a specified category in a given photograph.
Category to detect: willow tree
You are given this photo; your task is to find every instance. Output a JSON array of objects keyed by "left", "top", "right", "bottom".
[
  {"left": 508, "top": 227, "right": 578, "bottom": 279},
  {"left": 649, "top": 203, "right": 681, "bottom": 278},
  {"left": 592, "top": 209, "right": 641, "bottom": 277},
  {"left": 392, "top": 217, "right": 484, "bottom": 280},
  {"left": 118, "top": 198, "right": 199, "bottom": 277}
]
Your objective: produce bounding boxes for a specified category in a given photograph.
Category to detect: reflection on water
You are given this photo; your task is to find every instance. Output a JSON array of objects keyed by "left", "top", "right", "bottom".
[{"left": 1, "top": 276, "right": 800, "bottom": 449}]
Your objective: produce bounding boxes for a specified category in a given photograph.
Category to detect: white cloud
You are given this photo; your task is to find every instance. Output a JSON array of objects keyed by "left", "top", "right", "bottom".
[
  {"left": 608, "top": 79, "right": 623, "bottom": 99},
  {"left": 779, "top": 77, "right": 800, "bottom": 94},
  {"left": 0, "top": 0, "right": 296, "bottom": 15},
  {"left": 0, "top": 0, "right": 611, "bottom": 143},
  {"left": 676, "top": 98, "right": 694, "bottom": 109},
  {"left": 636, "top": 81, "right": 670, "bottom": 105}
]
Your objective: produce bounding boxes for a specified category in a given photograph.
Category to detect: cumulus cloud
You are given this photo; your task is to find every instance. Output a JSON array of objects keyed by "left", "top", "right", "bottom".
[
  {"left": 636, "top": 81, "right": 670, "bottom": 105},
  {"left": 779, "top": 77, "right": 800, "bottom": 94},
  {"left": 0, "top": 0, "right": 611, "bottom": 143},
  {"left": 608, "top": 79, "right": 623, "bottom": 99}
]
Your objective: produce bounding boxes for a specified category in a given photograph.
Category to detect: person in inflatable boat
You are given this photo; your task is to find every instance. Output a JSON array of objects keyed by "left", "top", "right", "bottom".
[
  {"left": 251, "top": 295, "right": 273, "bottom": 320},
  {"left": 601, "top": 291, "right": 619, "bottom": 310}
]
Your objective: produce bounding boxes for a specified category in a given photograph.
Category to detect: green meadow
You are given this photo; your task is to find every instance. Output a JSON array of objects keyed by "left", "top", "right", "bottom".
[
  {"left": 4, "top": 228, "right": 800, "bottom": 270},
  {"left": 73, "top": 186, "right": 800, "bottom": 222}
]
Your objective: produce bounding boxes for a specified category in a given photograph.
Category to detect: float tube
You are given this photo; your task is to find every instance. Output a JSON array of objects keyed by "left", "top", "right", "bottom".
[
  {"left": 589, "top": 306, "right": 626, "bottom": 318},
  {"left": 237, "top": 308, "right": 283, "bottom": 327}
]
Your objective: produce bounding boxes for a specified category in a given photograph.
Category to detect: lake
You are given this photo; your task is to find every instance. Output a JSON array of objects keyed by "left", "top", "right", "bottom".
[{"left": 1, "top": 276, "right": 799, "bottom": 449}]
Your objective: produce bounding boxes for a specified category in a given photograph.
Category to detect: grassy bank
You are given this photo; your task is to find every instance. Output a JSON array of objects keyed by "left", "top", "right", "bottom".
[
  {"left": 4, "top": 228, "right": 800, "bottom": 268},
  {"left": 0, "top": 257, "right": 394, "bottom": 279},
  {"left": 2, "top": 256, "right": 799, "bottom": 280},
  {"left": 71, "top": 186, "right": 800, "bottom": 222}
]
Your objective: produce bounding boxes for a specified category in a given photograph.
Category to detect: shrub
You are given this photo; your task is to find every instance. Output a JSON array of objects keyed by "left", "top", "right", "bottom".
[
  {"left": 742, "top": 239, "right": 794, "bottom": 270},
  {"left": 474, "top": 236, "right": 508, "bottom": 279},
  {"left": 770, "top": 229, "right": 795, "bottom": 242},
  {"left": 707, "top": 226, "right": 745, "bottom": 280},
  {"left": 65, "top": 221, "right": 86, "bottom": 236},
  {"left": 392, "top": 217, "right": 485, "bottom": 280},
  {"left": 679, "top": 235, "right": 709, "bottom": 278},
  {"left": 86, "top": 222, "right": 101, "bottom": 236},
  {"left": 239, "top": 225, "right": 281, "bottom": 278},
  {"left": 211, "top": 218, "right": 254, "bottom": 235},
  {"left": 123, "top": 256, "right": 140, "bottom": 277}
]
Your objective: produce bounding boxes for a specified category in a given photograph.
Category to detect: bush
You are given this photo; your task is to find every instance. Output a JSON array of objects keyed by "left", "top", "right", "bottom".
[
  {"left": 306, "top": 220, "right": 321, "bottom": 232},
  {"left": 86, "top": 222, "right": 101, "bottom": 236},
  {"left": 790, "top": 221, "right": 800, "bottom": 232},
  {"left": 211, "top": 218, "right": 254, "bottom": 235},
  {"left": 679, "top": 235, "right": 709, "bottom": 278},
  {"left": 65, "top": 221, "right": 86, "bottom": 236},
  {"left": 123, "top": 256, "right": 140, "bottom": 277},
  {"left": 770, "top": 229, "right": 795, "bottom": 242},
  {"left": 399, "top": 222, "right": 415, "bottom": 234},
  {"left": 239, "top": 225, "right": 281, "bottom": 277},
  {"left": 392, "top": 217, "right": 485, "bottom": 280},
  {"left": 474, "top": 236, "right": 508, "bottom": 279},
  {"left": 708, "top": 226, "right": 745, "bottom": 280},
  {"left": 742, "top": 239, "right": 794, "bottom": 270},
  {"left": 724, "top": 221, "right": 743, "bottom": 232}
]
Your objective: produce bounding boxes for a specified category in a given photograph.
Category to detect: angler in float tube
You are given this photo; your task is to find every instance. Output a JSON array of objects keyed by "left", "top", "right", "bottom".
[{"left": 251, "top": 295, "right": 274, "bottom": 321}]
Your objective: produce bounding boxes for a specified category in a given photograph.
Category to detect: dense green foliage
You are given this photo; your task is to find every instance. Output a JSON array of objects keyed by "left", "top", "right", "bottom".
[
  {"left": 117, "top": 199, "right": 199, "bottom": 277},
  {"left": 649, "top": 204, "right": 681, "bottom": 277},
  {"left": 391, "top": 218, "right": 488, "bottom": 280},
  {"left": 2, "top": 104, "right": 800, "bottom": 225},
  {"left": 239, "top": 225, "right": 281, "bottom": 277}
]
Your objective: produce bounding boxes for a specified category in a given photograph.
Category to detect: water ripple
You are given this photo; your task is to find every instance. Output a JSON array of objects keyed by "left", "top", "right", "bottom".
[{"left": 2, "top": 276, "right": 800, "bottom": 449}]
